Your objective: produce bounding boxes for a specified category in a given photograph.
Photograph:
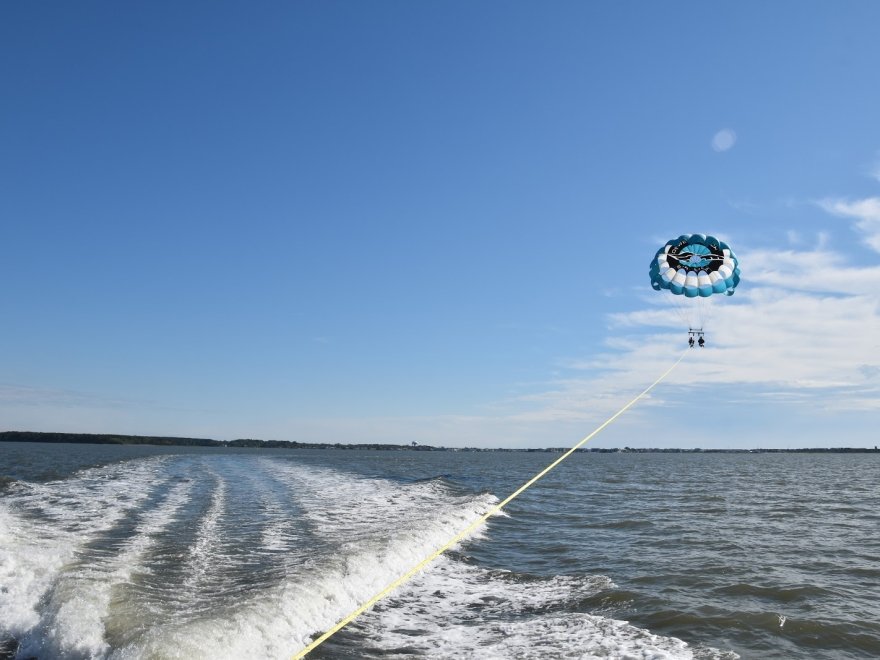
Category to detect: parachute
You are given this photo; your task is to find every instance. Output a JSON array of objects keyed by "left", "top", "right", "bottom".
[{"left": 649, "top": 234, "right": 741, "bottom": 337}]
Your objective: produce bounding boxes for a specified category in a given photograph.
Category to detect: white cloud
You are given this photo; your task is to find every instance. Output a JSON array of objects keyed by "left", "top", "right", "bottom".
[
  {"left": 746, "top": 247, "right": 880, "bottom": 294},
  {"left": 727, "top": 198, "right": 760, "bottom": 214},
  {"left": 711, "top": 128, "right": 737, "bottom": 152},
  {"left": 0, "top": 384, "right": 126, "bottom": 408},
  {"left": 817, "top": 197, "right": 880, "bottom": 253},
  {"left": 0, "top": 384, "right": 213, "bottom": 438},
  {"left": 867, "top": 154, "right": 880, "bottom": 182}
]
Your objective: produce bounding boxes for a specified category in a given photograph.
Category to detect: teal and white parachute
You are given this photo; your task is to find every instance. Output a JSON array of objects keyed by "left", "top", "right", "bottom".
[
  {"left": 649, "top": 234, "right": 741, "bottom": 331},
  {"left": 650, "top": 234, "right": 740, "bottom": 297}
]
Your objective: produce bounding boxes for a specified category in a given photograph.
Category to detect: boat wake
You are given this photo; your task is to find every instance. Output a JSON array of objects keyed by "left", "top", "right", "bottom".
[{"left": 0, "top": 453, "right": 730, "bottom": 659}]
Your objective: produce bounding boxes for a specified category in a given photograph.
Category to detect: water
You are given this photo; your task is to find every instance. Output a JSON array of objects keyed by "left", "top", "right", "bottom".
[{"left": 1, "top": 442, "right": 878, "bottom": 659}]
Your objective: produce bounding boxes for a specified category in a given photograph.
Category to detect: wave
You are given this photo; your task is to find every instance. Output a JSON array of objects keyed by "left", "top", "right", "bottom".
[
  {"left": 713, "top": 582, "right": 837, "bottom": 603},
  {"left": 1, "top": 456, "right": 173, "bottom": 648},
  {"left": 0, "top": 454, "right": 722, "bottom": 659},
  {"left": 342, "top": 562, "right": 717, "bottom": 659}
]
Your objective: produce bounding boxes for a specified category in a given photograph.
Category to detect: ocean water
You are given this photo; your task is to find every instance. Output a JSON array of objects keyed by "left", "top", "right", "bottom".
[{"left": 1, "top": 442, "right": 878, "bottom": 659}]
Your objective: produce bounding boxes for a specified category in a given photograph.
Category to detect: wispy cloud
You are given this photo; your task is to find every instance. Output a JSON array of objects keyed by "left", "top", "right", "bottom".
[
  {"left": 727, "top": 198, "right": 760, "bottom": 215},
  {"left": 867, "top": 154, "right": 880, "bottom": 183},
  {"left": 0, "top": 384, "right": 127, "bottom": 408},
  {"left": 0, "top": 383, "right": 216, "bottom": 438},
  {"left": 816, "top": 197, "right": 880, "bottom": 253},
  {"left": 726, "top": 196, "right": 802, "bottom": 216},
  {"left": 746, "top": 246, "right": 880, "bottom": 294}
]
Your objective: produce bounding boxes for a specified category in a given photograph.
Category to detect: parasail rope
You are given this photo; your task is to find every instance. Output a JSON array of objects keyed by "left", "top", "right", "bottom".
[{"left": 292, "top": 349, "right": 689, "bottom": 659}]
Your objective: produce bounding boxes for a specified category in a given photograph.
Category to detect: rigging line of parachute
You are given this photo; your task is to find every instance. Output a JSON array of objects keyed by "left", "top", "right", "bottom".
[{"left": 649, "top": 233, "right": 741, "bottom": 346}]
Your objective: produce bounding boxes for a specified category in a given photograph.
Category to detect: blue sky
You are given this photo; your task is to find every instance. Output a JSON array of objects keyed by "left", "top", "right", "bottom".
[{"left": 2, "top": 2, "right": 879, "bottom": 448}]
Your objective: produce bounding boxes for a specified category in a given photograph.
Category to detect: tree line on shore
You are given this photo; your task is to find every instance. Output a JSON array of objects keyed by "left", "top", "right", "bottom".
[{"left": 1, "top": 431, "right": 878, "bottom": 453}]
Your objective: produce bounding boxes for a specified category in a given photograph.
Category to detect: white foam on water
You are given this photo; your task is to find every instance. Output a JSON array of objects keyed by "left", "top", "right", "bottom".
[
  {"left": 1, "top": 456, "right": 738, "bottom": 659},
  {"left": 0, "top": 503, "right": 70, "bottom": 634},
  {"left": 107, "top": 461, "right": 500, "bottom": 659},
  {"left": 237, "top": 464, "right": 299, "bottom": 553},
  {"left": 16, "top": 479, "right": 194, "bottom": 658},
  {"left": 0, "top": 457, "right": 169, "bottom": 644},
  {"left": 263, "top": 460, "right": 500, "bottom": 542},
  {"left": 258, "top": 493, "right": 291, "bottom": 552},
  {"left": 181, "top": 473, "right": 226, "bottom": 596},
  {"left": 356, "top": 559, "right": 698, "bottom": 659}
]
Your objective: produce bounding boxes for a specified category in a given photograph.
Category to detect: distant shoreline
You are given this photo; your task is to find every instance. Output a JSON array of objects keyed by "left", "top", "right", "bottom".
[{"left": 2, "top": 431, "right": 878, "bottom": 453}]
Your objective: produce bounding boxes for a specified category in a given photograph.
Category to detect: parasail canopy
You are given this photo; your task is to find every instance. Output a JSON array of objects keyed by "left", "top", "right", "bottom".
[{"left": 649, "top": 234, "right": 740, "bottom": 298}]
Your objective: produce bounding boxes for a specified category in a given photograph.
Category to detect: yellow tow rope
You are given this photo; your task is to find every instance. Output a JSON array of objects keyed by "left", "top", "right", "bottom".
[{"left": 292, "top": 350, "right": 688, "bottom": 659}]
